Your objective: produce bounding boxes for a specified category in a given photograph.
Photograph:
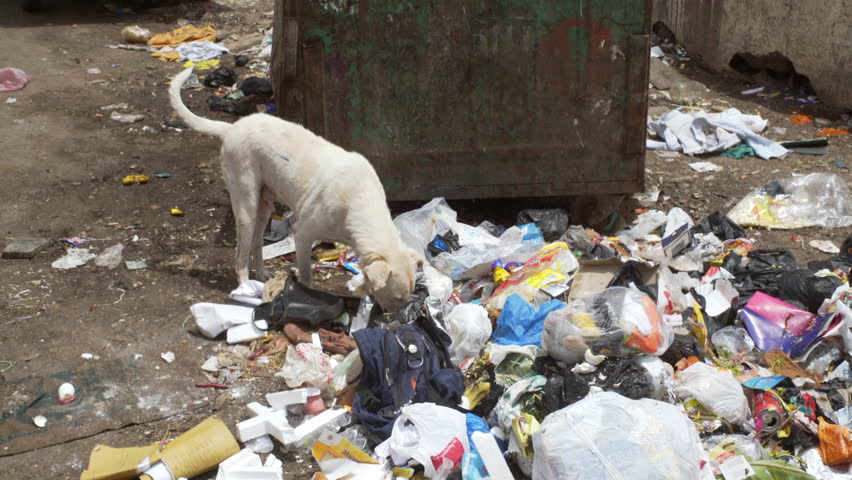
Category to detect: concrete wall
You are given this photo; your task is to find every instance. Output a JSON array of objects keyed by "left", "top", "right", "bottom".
[{"left": 652, "top": 0, "right": 852, "bottom": 107}]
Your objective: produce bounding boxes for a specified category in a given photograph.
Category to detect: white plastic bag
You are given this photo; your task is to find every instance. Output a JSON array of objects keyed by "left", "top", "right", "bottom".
[
  {"left": 818, "top": 285, "right": 852, "bottom": 351},
  {"left": 728, "top": 173, "right": 852, "bottom": 229},
  {"left": 393, "top": 198, "right": 459, "bottom": 256},
  {"left": 532, "top": 392, "right": 701, "bottom": 480},
  {"left": 52, "top": 248, "right": 96, "bottom": 269},
  {"left": 445, "top": 304, "right": 492, "bottom": 366},
  {"left": 389, "top": 403, "right": 469, "bottom": 479},
  {"left": 674, "top": 361, "right": 750, "bottom": 425},
  {"left": 276, "top": 343, "right": 334, "bottom": 395},
  {"left": 657, "top": 265, "right": 699, "bottom": 325},
  {"left": 423, "top": 264, "right": 454, "bottom": 302},
  {"left": 94, "top": 243, "right": 125, "bottom": 269}
]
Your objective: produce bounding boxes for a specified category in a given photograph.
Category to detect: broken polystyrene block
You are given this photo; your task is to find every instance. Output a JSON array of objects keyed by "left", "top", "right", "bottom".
[
  {"left": 226, "top": 320, "right": 267, "bottom": 344},
  {"left": 237, "top": 402, "right": 294, "bottom": 443},
  {"left": 266, "top": 387, "right": 321, "bottom": 410},
  {"left": 290, "top": 408, "right": 350, "bottom": 446},
  {"left": 190, "top": 303, "right": 255, "bottom": 338},
  {"left": 472, "top": 431, "right": 514, "bottom": 480},
  {"left": 215, "top": 449, "right": 261, "bottom": 480},
  {"left": 220, "top": 466, "right": 282, "bottom": 480},
  {"left": 216, "top": 449, "right": 283, "bottom": 480}
]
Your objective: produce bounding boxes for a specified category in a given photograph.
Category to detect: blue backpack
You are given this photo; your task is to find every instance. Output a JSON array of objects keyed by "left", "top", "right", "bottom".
[{"left": 352, "top": 324, "right": 465, "bottom": 440}]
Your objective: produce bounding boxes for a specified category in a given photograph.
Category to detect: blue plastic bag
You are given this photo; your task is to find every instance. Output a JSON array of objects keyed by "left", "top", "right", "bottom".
[
  {"left": 492, "top": 294, "right": 565, "bottom": 346},
  {"left": 462, "top": 414, "right": 491, "bottom": 480}
]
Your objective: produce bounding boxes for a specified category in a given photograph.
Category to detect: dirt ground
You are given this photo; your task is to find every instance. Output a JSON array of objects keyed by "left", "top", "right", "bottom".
[{"left": 0, "top": 1, "right": 851, "bottom": 479}]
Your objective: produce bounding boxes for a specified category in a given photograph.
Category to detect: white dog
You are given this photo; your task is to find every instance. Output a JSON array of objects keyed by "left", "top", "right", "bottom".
[{"left": 169, "top": 67, "right": 421, "bottom": 311}]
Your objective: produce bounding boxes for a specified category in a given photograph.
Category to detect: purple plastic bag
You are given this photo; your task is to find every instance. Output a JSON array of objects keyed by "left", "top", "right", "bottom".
[{"left": 739, "top": 291, "right": 826, "bottom": 357}]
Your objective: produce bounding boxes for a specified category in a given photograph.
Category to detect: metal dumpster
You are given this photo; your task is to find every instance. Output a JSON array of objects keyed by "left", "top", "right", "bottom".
[{"left": 272, "top": 0, "right": 650, "bottom": 201}]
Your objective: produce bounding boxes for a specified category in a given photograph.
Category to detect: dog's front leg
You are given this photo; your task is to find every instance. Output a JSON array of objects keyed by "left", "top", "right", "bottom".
[{"left": 294, "top": 231, "right": 313, "bottom": 286}]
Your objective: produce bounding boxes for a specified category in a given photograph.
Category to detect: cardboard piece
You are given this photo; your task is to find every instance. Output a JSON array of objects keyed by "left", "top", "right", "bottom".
[
  {"left": 312, "top": 430, "right": 383, "bottom": 479},
  {"left": 567, "top": 264, "right": 620, "bottom": 301}
]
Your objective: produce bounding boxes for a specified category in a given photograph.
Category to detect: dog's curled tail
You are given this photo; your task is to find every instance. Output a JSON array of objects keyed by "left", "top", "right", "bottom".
[{"left": 169, "top": 67, "right": 231, "bottom": 139}]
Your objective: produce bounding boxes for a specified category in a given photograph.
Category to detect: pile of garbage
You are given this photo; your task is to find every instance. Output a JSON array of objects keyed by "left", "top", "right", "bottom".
[
  {"left": 82, "top": 173, "right": 852, "bottom": 479},
  {"left": 111, "top": 23, "right": 275, "bottom": 120}
]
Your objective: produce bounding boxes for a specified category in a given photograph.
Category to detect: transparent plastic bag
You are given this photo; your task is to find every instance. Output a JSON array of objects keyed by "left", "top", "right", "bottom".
[
  {"left": 532, "top": 392, "right": 702, "bottom": 479},
  {"left": 728, "top": 173, "right": 852, "bottom": 229},
  {"left": 389, "top": 403, "right": 470, "bottom": 479},
  {"left": 94, "top": 243, "right": 125, "bottom": 269},
  {"left": 276, "top": 343, "right": 334, "bottom": 396},
  {"left": 430, "top": 223, "right": 543, "bottom": 280},
  {"left": 674, "top": 361, "right": 750, "bottom": 424},
  {"left": 445, "top": 304, "right": 492, "bottom": 366},
  {"left": 541, "top": 287, "right": 673, "bottom": 365},
  {"left": 393, "top": 197, "right": 460, "bottom": 257},
  {"left": 711, "top": 325, "right": 755, "bottom": 358},
  {"left": 487, "top": 242, "right": 579, "bottom": 309}
]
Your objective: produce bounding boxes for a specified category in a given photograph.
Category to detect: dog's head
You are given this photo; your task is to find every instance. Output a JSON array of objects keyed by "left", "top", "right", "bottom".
[{"left": 362, "top": 247, "right": 423, "bottom": 312}]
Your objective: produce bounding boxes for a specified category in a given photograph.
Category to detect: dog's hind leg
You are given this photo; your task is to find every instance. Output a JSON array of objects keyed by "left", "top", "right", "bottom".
[
  {"left": 251, "top": 186, "right": 275, "bottom": 281},
  {"left": 224, "top": 174, "right": 261, "bottom": 286}
]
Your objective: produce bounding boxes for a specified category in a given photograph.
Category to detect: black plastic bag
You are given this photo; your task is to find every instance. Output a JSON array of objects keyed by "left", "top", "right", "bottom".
[
  {"left": 691, "top": 211, "right": 747, "bottom": 241},
  {"left": 517, "top": 209, "right": 569, "bottom": 242},
  {"left": 203, "top": 66, "right": 237, "bottom": 87},
  {"left": 779, "top": 269, "right": 844, "bottom": 312},
  {"left": 607, "top": 261, "right": 657, "bottom": 301},
  {"left": 208, "top": 96, "right": 254, "bottom": 116},
  {"left": 240, "top": 76, "right": 273, "bottom": 96},
  {"left": 729, "top": 249, "right": 798, "bottom": 307},
  {"left": 426, "top": 230, "right": 461, "bottom": 257},
  {"left": 234, "top": 54, "right": 249, "bottom": 67},
  {"left": 808, "top": 256, "right": 852, "bottom": 275}
]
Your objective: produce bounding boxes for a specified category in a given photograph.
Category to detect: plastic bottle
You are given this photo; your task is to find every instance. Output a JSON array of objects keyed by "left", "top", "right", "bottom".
[{"left": 671, "top": 80, "right": 709, "bottom": 105}]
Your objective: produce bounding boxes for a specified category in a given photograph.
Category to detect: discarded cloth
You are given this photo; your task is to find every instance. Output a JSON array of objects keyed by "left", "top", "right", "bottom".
[
  {"left": 0, "top": 68, "right": 30, "bottom": 92},
  {"left": 148, "top": 24, "right": 217, "bottom": 48},
  {"left": 176, "top": 41, "right": 229, "bottom": 62},
  {"left": 183, "top": 59, "right": 221, "bottom": 70},
  {"left": 721, "top": 144, "right": 757, "bottom": 159},
  {"left": 647, "top": 108, "right": 788, "bottom": 159}
]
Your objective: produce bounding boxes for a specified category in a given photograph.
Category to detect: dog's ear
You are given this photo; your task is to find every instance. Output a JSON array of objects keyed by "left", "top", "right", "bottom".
[
  {"left": 408, "top": 248, "right": 424, "bottom": 269},
  {"left": 363, "top": 259, "right": 391, "bottom": 290}
]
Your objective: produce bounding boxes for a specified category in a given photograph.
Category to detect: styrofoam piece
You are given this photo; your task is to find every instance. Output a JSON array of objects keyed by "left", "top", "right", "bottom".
[
  {"left": 237, "top": 402, "right": 294, "bottom": 443},
  {"left": 216, "top": 449, "right": 261, "bottom": 480},
  {"left": 291, "top": 408, "right": 350, "bottom": 445},
  {"left": 266, "top": 388, "right": 321, "bottom": 410},
  {"left": 244, "top": 435, "right": 274, "bottom": 454},
  {"left": 472, "top": 431, "right": 514, "bottom": 480},
  {"left": 220, "top": 466, "right": 282, "bottom": 480},
  {"left": 190, "top": 303, "right": 255, "bottom": 338},
  {"left": 226, "top": 320, "right": 267, "bottom": 344},
  {"left": 216, "top": 449, "right": 283, "bottom": 480}
]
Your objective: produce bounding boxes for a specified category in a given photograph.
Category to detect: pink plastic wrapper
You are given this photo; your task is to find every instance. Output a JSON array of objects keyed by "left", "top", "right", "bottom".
[
  {"left": 0, "top": 68, "right": 31, "bottom": 92},
  {"left": 739, "top": 291, "right": 837, "bottom": 357}
]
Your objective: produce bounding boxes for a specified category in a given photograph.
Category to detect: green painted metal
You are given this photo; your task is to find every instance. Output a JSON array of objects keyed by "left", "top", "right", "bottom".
[{"left": 273, "top": 0, "right": 650, "bottom": 200}]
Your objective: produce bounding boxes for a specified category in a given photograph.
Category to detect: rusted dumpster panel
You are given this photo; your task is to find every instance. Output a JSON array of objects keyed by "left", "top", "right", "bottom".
[{"left": 273, "top": 0, "right": 650, "bottom": 201}]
